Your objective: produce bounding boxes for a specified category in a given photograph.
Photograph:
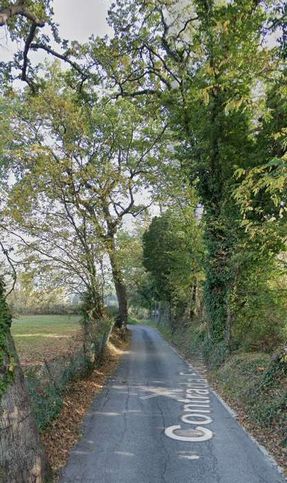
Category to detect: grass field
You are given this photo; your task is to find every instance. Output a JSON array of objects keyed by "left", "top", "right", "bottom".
[{"left": 11, "top": 315, "right": 82, "bottom": 365}]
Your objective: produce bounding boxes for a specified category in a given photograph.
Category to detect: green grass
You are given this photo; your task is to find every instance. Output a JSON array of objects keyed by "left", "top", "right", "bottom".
[
  {"left": 11, "top": 315, "right": 81, "bottom": 364},
  {"left": 12, "top": 314, "right": 80, "bottom": 335}
]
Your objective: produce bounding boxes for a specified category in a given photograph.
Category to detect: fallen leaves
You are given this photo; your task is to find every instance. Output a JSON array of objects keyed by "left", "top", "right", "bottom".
[
  {"left": 216, "top": 386, "right": 287, "bottom": 475},
  {"left": 207, "top": 371, "right": 287, "bottom": 476},
  {"left": 41, "top": 329, "right": 131, "bottom": 480},
  {"left": 16, "top": 333, "right": 83, "bottom": 367}
]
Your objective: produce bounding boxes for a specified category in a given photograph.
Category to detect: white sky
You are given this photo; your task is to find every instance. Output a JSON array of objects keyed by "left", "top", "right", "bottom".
[{"left": 53, "top": 0, "right": 112, "bottom": 41}]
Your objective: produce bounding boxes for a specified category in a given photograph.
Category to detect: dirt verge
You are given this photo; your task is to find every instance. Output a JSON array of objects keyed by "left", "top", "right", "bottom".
[{"left": 41, "top": 328, "right": 131, "bottom": 480}]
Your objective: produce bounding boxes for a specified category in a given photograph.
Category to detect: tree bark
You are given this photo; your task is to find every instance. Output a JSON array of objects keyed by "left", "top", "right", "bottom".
[
  {"left": 0, "top": 331, "right": 49, "bottom": 482},
  {"left": 108, "top": 242, "right": 128, "bottom": 329},
  {"left": 81, "top": 284, "right": 105, "bottom": 365}
]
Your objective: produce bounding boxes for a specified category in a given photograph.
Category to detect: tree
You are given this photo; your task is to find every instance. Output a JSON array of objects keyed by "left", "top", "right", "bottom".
[
  {"left": 0, "top": 0, "right": 92, "bottom": 91},
  {"left": 105, "top": 0, "right": 286, "bottom": 351},
  {"left": 4, "top": 66, "right": 170, "bottom": 327},
  {"left": 0, "top": 7, "right": 285, "bottom": 482},
  {"left": 0, "top": 278, "right": 49, "bottom": 482},
  {"left": 1, "top": 0, "right": 52, "bottom": 86},
  {"left": 7, "top": 271, "right": 73, "bottom": 315},
  {"left": 230, "top": 59, "right": 287, "bottom": 351},
  {"left": 143, "top": 196, "right": 204, "bottom": 329},
  {"left": 116, "top": 219, "right": 151, "bottom": 315},
  {"left": 0, "top": 94, "right": 50, "bottom": 481}
]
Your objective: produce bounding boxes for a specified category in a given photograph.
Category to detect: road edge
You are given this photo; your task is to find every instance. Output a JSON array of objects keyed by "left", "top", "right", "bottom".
[{"left": 153, "top": 326, "right": 286, "bottom": 481}]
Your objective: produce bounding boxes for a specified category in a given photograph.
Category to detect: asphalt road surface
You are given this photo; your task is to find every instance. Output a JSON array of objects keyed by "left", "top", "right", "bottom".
[{"left": 61, "top": 325, "right": 286, "bottom": 483}]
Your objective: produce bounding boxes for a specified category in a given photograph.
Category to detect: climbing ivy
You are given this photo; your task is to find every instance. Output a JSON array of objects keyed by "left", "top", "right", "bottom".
[{"left": 0, "top": 277, "right": 15, "bottom": 398}]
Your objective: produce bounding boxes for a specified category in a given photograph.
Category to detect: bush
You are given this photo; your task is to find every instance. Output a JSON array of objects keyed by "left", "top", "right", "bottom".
[
  {"left": 214, "top": 352, "right": 287, "bottom": 445},
  {"left": 202, "top": 339, "right": 229, "bottom": 368},
  {"left": 26, "top": 372, "right": 63, "bottom": 431},
  {"left": 25, "top": 350, "right": 95, "bottom": 431}
]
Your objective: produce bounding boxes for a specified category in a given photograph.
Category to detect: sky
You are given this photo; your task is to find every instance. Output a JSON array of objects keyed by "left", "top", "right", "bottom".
[{"left": 53, "top": 0, "right": 112, "bottom": 42}]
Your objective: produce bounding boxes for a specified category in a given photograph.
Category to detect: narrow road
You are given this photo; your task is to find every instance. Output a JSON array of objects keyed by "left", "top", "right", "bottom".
[{"left": 61, "top": 325, "right": 285, "bottom": 483}]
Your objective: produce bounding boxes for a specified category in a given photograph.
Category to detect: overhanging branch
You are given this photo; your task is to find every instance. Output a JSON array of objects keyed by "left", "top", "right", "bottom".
[{"left": 30, "top": 43, "right": 88, "bottom": 79}]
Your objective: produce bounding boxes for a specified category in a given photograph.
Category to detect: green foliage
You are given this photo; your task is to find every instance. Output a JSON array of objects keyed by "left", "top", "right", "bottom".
[
  {"left": 0, "top": 3, "right": 286, "bottom": 471},
  {"left": 143, "top": 214, "right": 175, "bottom": 301},
  {"left": 142, "top": 199, "right": 204, "bottom": 326},
  {"left": 234, "top": 76, "right": 287, "bottom": 255},
  {"left": 0, "top": 0, "right": 59, "bottom": 88},
  {"left": 26, "top": 351, "right": 92, "bottom": 431},
  {"left": 215, "top": 351, "right": 287, "bottom": 444},
  {"left": 107, "top": 0, "right": 287, "bottom": 355},
  {"left": 161, "top": 314, "right": 286, "bottom": 447},
  {"left": 0, "top": 278, "right": 14, "bottom": 398},
  {"left": 1, "top": 0, "right": 286, "bottom": 377},
  {"left": 4, "top": 66, "right": 172, "bottom": 329},
  {"left": 26, "top": 372, "right": 63, "bottom": 431},
  {"left": 182, "top": 3, "right": 268, "bottom": 344},
  {"left": 8, "top": 272, "right": 78, "bottom": 315}
]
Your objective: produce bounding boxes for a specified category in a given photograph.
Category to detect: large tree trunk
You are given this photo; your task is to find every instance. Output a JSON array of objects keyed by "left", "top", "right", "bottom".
[
  {"left": 114, "top": 276, "right": 128, "bottom": 329},
  {"left": 0, "top": 301, "right": 48, "bottom": 482},
  {"left": 203, "top": 210, "right": 232, "bottom": 344},
  {"left": 108, "top": 244, "right": 128, "bottom": 329},
  {"left": 81, "top": 285, "right": 105, "bottom": 365},
  {"left": 102, "top": 206, "right": 128, "bottom": 329}
]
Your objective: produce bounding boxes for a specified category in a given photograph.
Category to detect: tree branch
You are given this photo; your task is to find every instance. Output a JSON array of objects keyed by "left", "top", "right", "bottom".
[
  {"left": 30, "top": 43, "right": 88, "bottom": 79},
  {"left": 177, "top": 16, "right": 198, "bottom": 38},
  {"left": 21, "top": 22, "right": 37, "bottom": 86},
  {"left": 0, "top": 240, "right": 17, "bottom": 297}
]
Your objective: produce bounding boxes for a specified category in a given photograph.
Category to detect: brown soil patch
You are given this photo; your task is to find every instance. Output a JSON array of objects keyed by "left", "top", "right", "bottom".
[{"left": 41, "top": 328, "right": 131, "bottom": 480}]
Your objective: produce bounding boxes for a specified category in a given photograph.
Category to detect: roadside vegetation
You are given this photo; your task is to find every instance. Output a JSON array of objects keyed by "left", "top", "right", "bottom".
[
  {"left": 11, "top": 312, "right": 111, "bottom": 432},
  {"left": 12, "top": 315, "right": 81, "bottom": 365},
  {"left": 11, "top": 314, "right": 84, "bottom": 435},
  {"left": 0, "top": 0, "right": 286, "bottom": 481},
  {"left": 148, "top": 321, "right": 287, "bottom": 471},
  {"left": 136, "top": 198, "right": 286, "bottom": 469},
  {"left": 41, "top": 328, "right": 130, "bottom": 478}
]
